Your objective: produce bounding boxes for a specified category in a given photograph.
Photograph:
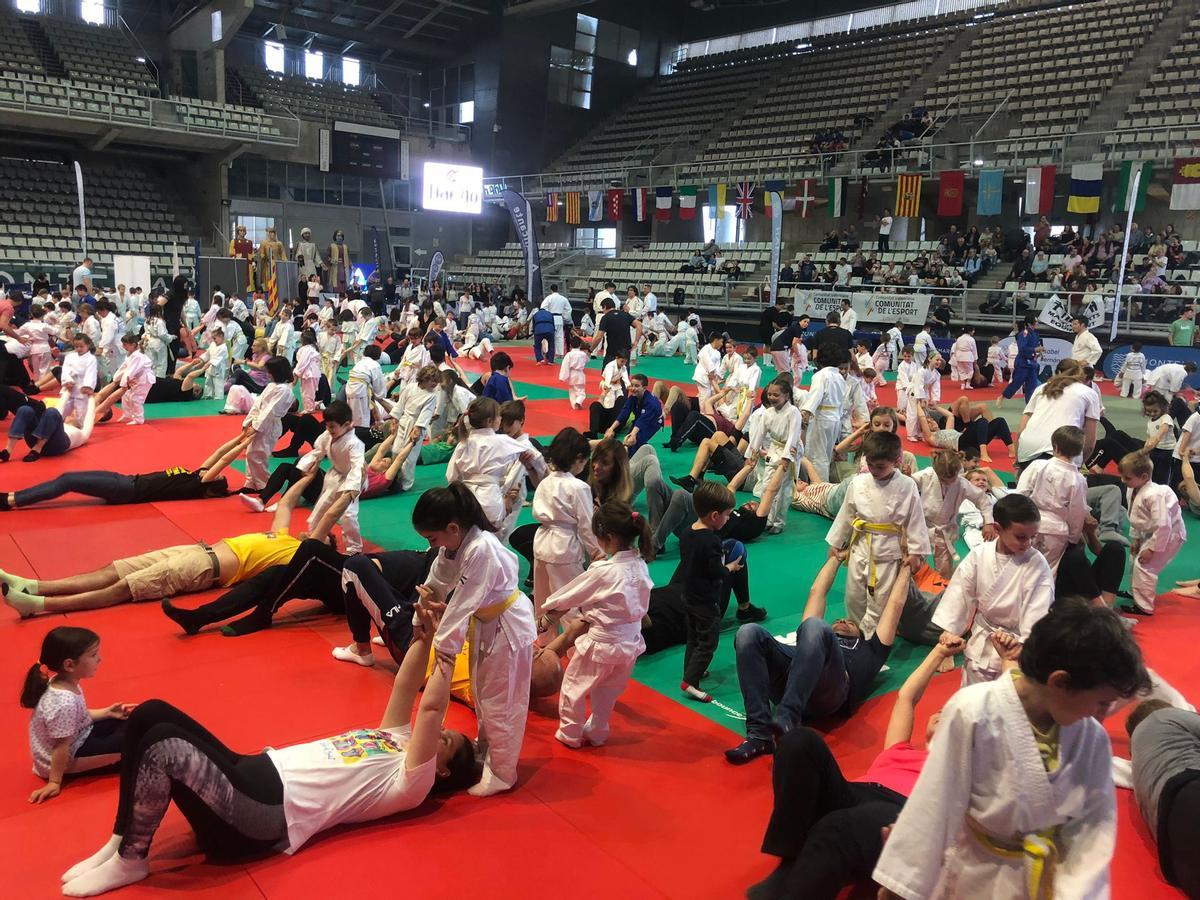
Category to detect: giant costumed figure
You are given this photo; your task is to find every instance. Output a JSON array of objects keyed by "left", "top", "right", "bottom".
[
  {"left": 327, "top": 229, "right": 352, "bottom": 293},
  {"left": 229, "top": 224, "right": 256, "bottom": 291},
  {"left": 294, "top": 227, "right": 323, "bottom": 280},
  {"left": 257, "top": 226, "right": 287, "bottom": 314}
]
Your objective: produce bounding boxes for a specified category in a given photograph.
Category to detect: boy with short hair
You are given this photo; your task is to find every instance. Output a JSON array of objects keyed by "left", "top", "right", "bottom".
[
  {"left": 345, "top": 344, "right": 386, "bottom": 428},
  {"left": 826, "top": 431, "right": 930, "bottom": 637},
  {"left": 1016, "top": 424, "right": 1089, "bottom": 572},
  {"left": 911, "top": 450, "right": 996, "bottom": 577},
  {"left": 482, "top": 351, "right": 521, "bottom": 404},
  {"left": 1121, "top": 452, "right": 1187, "bottom": 615},
  {"left": 1116, "top": 340, "right": 1147, "bottom": 398},
  {"left": 294, "top": 400, "right": 366, "bottom": 554}
]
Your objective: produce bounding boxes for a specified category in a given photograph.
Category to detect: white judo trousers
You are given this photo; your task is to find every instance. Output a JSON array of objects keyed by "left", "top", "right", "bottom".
[
  {"left": 307, "top": 489, "right": 362, "bottom": 554},
  {"left": 121, "top": 381, "right": 152, "bottom": 425},
  {"left": 556, "top": 653, "right": 635, "bottom": 747},
  {"left": 1132, "top": 533, "right": 1183, "bottom": 613},
  {"left": 471, "top": 614, "right": 533, "bottom": 795}
]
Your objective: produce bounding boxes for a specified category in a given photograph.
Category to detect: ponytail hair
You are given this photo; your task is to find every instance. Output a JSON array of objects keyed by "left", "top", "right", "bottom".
[
  {"left": 454, "top": 397, "right": 500, "bottom": 443},
  {"left": 412, "top": 482, "right": 497, "bottom": 534},
  {"left": 1041, "top": 358, "right": 1085, "bottom": 400},
  {"left": 592, "top": 500, "right": 655, "bottom": 562},
  {"left": 20, "top": 626, "right": 100, "bottom": 709}
]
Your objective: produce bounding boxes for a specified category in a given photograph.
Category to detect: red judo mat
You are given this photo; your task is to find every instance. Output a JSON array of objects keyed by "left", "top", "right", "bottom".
[{"left": 0, "top": 377, "right": 1193, "bottom": 898}]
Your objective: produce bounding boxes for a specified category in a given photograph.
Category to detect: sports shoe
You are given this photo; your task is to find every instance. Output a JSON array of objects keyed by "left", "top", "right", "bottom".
[
  {"left": 736, "top": 604, "right": 768, "bottom": 624},
  {"left": 723, "top": 738, "right": 774, "bottom": 764},
  {"left": 669, "top": 474, "right": 697, "bottom": 492}
]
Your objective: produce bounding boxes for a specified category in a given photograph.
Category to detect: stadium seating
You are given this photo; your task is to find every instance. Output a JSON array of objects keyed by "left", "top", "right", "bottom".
[
  {"left": 0, "top": 158, "right": 194, "bottom": 280},
  {"left": 235, "top": 67, "right": 395, "bottom": 128},
  {"left": 453, "top": 243, "right": 571, "bottom": 283},
  {"left": 37, "top": 14, "right": 159, "bottom": 95}
]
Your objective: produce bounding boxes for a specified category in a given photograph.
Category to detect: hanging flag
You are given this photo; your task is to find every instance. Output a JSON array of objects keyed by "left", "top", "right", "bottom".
[
  {"left": 587, "top": 190, "right": 604, "bottom": 221},
  {"left": 565, "top": 191, "right": 581, "bottom": 225},
  {"left": 634, "top": 187, "right": 649, "bottom": 222},
  {"left": 735, "top": 182, "right": 755, "bottom": 219},
  {"left": 937, "top": 170, "right": 965, "bottom": 217},
  {"left": 708, "top": 183, "right": 726, "bottom": 218},
  {"left": 763, "top": 180, "right": 786, "bottom": 218},
  {"left": 1114, "top": 161, "right": 1151, "bottom": 213},
  {"left": 977, "top": 169, "right": 1003, "bottom": 216},
  {"left": 857, "top": 176, "right": 869, "bottom": 220},
  {"left": 797, "top": 179, "right": 816, "bottom": 218},
  {"left": 895, "top": 174, "right": 922, "bottom": 218},
  {"left": 654, "top": 186, "right": 673, "bottom": 221},
  {"left": 545, "top": 192, "right": 559, "bottom": 223},
  {"left": 679, "top": 185, "right": 698, "bottom": 220},
  {"left": 1170, "top": 157, "right": 1200, "bottom": 210},
  {"left": 1024, "top": 165, "right": 1056, "bottom": 216},
  {"left": 1066, "top": 163, "right": 1102, "bottom": 214},
  {"left": 827, "top": 177, "right": 846, "bottom": 217},
  {"left": 606, "top": 188, "right": 623, "bottom": 221}
]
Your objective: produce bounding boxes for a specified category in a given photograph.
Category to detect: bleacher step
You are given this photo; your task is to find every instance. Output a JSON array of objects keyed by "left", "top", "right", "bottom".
[{"left": 18, "top": 16, "right": 67, "bottom": 79}]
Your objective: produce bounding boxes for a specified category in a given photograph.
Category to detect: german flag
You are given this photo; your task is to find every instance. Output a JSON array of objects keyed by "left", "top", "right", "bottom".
[
  {"left": 546, "top": 192, "right": 559, "bottom": 222},
  {"left": 565, "top": 191, "right": 581, "bottom": 225},
  {"left": 895, "top": 173, "right": 922, "bottom": 218}
]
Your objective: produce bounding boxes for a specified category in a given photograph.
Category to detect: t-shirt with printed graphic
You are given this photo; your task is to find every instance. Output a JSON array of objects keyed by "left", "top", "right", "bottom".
[
  {"left": 266, "top": 724, "right": 437, "bottom": 853},
  {"left": 28, "top": 685, "right": 93, "bottom": 778}
]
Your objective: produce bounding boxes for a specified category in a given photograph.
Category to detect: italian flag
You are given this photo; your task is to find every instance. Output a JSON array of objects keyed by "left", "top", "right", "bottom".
[{"left": 679, "top": 186, "right": 698, "bottom": 220}]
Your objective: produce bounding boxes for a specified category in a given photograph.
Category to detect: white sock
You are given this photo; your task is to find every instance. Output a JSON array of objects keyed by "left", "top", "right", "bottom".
[
  {"left": 468, "top": 765, "right": 514, "bottom": 797},
  {"left": 239, "top": 494, "right": 264, "bottom": 513},
  {"left": 62, "top": 853, "right": 149, "bottom": 897},
  {"left": 331, "top": 645, "right": 374, "bottom": 666},
  {"left": 682, "top": 683, "right": 712, "bottom": 702},
  {"left": 62, "top": 835, "right": 121, "bottom": 883},
  {"left": 0, "top": 569, "right": 37, "bottom": 594},
  {"left": 370, "top": 635, "right": 385, "bottom": 646}
]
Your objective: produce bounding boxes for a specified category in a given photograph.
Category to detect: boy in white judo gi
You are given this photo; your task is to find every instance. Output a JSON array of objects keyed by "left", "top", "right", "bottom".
[
  {"left": 240, "top": 357, "right": 296, "bottom": 491},
  {"left": 558, "top": 336, "right": 589, "bottom": 410},
  {"left": 895, "top": 346, "right": 917, "bottom": 422},
  {"left": 294, "top": 401, "right": 366, "bottom": 553},
  {"left": 911, "top": 450, "right": 996, "bottom": 577},
  {"left": 1120, "top": 452, "right": 1187, "bottom": 614},
  {"left": 446, "top": 398, "right": 532, "bottom": 529},
  {"left": 826, "top": 430, "right": 930, "bottom": 638},
  {"left": 800, "top": 347, "right": 848, "bottom": 482},
  {"left": 389, "top": 364, "right": 441, "bottom": 492},
  {"left": 1016, "top": 425, "right": 1088, "bottom": 573},
  {"left": 932, "top": 493, "right": 1055, "bottom": 685},
  {"left": 345, "top": 345, "right": 386, "bottom": 428}
]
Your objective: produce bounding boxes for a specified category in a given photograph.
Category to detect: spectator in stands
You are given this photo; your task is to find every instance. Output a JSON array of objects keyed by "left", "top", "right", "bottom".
[
  {"left": 798, "top": 255, "right": 816, "bottom": 285},
  {"left": 819, "top": 232, "right": 840, "bottom": 252},
  {"left": 1030, "top": 250, "right": 1050, "bottom": 281},
  {"left": 779, "top": 261, "right": 795, "bottom": 285},
  {"left": 841, "top": 227, "right": 860, "bottom": 251},
  {"left": 1170, "top": 307, "right": 1196, "bottom": 348},
  {"left": 720, "top": 259, "right": 742, "bottom": 280},
  {"left": 1055, "top": 224, "right": 1078, "bottom": 252},
  {"left": 962, "top": 249, "right": 982, "bottom": 286},
  {"left": 877, "top": 209, "right": 893, "bottom": 251},
  {"left": 1130, "top": 223, "right": 1154, "bottom": 254},
  {"left": 835, "top": 259, "right": 852, "bottom": 288},
  {"left": 687, "top": 249, "right": 705, "bottom": 272},
  {"left": 1033, "top": 216, "right": 1051, "bottom": 249},
  {"left": 701, "top": 239, "right": 720, "bottom": 266}
]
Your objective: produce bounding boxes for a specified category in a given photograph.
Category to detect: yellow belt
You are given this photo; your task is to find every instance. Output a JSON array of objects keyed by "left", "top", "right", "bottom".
[
  {"left": 818, "top": 404, "right": 837, "bottom": 410},
  {"left": 846, "top": 519, "right": 905, "bottom": 590},
  {"left": 468, "top": 588, "right": 521, "bottom": 652},
  {"left": 967, "top": 816, "right": 1058, "bottom": 900}
]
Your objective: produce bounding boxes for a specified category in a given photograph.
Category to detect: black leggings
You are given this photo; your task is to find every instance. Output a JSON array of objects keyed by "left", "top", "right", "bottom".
[
  {"left": 957, "top": 417, "right": 1012, "bottom": 455},
  {"left": 231, "top": 369, "right": 267, "bottom": 394},
  {"left": 509, "top": 522, "right": 537, "bottom": 568},
  {"left": 666, "top": 398, "right": 701, "bottom": 447},
  {"left": 277, "top": 412, "right": 323, "bottom": 455},
  {"left": 0, "top": 383, "right": 39, "bottom": 418},
  {"left": 588, "top": 402, "right": 620, "bottom": 437},
  {"left": 1089, "top": 417, "right": 1143, "bottom": 470},
  {"left": 341, "top": 550, "right": 433, "bottom": 662},
  {"left": 114, "top": 700, "right": 285, "bottom": 861},
  {"left": 259, "top": 462, "right": 325, "bottom": 505},
  {"left": 758, "top": 727, "right": 905, "bottom": 899},
  {"left": 670, "top": 411, "right": 717, "bottom": 450},
  {"left": 165, "top": 539, "right": 349, "bottom": 635},
  {"left": 1056, "top": 542, "right": 1126, "bottom": 599}
]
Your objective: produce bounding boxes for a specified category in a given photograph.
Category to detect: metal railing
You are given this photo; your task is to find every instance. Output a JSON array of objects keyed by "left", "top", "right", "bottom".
[{"left": 484, "top": 124, "right": 1199, "bottom": 196}]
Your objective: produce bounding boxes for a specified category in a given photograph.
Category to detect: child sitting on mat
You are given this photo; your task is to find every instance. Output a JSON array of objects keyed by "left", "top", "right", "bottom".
[{"left": 22, "top": 626, "right": 135, "bottom": 804}]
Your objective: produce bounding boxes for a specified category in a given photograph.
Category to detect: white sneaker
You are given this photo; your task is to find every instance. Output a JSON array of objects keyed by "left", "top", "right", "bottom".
[
  {"left": 332, "top": 645, "right": 374, "bottom": 666},
  {"left": 239, "top": 494, "right": 265, "bottom": 513}
]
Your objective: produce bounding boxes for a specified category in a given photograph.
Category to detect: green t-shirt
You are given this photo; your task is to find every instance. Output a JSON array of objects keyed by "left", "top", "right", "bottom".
[{"left": 1170, "top": 317, "right": 1196, "bottom": 347}]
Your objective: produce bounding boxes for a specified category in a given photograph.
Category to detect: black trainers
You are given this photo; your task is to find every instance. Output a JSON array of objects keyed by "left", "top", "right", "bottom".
[
  {"left": 724, "top": 738, "right": 774, "bottom": 765},
  {"left": 669, "top": 474, "right": 697, "bottom": 492},
  {"left": 736, "top": 604, "right": 768, "bottom": 623}
]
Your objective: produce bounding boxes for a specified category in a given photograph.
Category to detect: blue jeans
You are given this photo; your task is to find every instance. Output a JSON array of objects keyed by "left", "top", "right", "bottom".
[
  {"left": 734, "top": 619, "right": 850, "bottom": 741},
  {"left": 14, "top": 471, "right": 136, "bottom": 507},
  {"left": 1002, "top": 359, "right": 1039, "bottom": 402},
  {"left": 9, "top": 406, "right": 71, "bottom": 456}
]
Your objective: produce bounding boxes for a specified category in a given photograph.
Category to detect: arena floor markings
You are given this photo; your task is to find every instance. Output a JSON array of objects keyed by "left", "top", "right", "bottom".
[{"left": 0, "top": 345, "right": 1193, "bottom": 897}]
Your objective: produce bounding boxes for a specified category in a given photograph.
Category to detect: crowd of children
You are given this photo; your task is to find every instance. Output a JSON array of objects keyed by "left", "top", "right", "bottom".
[{"left": 3, "top": 275, "right": 1197, "bottom": 899}]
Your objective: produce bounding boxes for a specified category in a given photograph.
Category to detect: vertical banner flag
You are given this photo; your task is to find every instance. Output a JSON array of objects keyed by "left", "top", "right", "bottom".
[
  {"left": 73, "top": 160, "right": 87, "bottom": 256},
  {"left": 500, "top": 189, "right": 544, "bottom": 305},
  {"left": 1111, "top": 161, "right": 1142, "bottom": 342},
  {"left": 606, "top": 188, "right": 623, "bottom": 221},
  {"left": 858, "top": 176, "right": 869, "bottom": 221},
  {"left": 634, "top": 187, "right": 649, "bottom": 221},
  {"left": 708, "top": 183, "right": 726, "bottom": 218},
  {"left": 428, "top": 251, "right": 445, "bottom": 287},
  {"left": 565, "top": 192, "right": 581, "bottom": 224},
  {"left": 679, "top": 186, "right": 698, "bottom": 220},
  {"left": 736, "top": 182, "right": 755, "bottom": 219},
  {"left": 1066, "top": 163, "right": 1102, "bottom": 214},
  {"left": 587, "top": 190, "right": 604, "bottom": 221},
  {"left": 768, "top": 190, "right": 783, "bottom": 306},
  {"left": 764, "top": 180, "right": 786, "bottom": 217},
  {"left": 1115, "top": 161, "right": 1151, "bottom": 213},
  {"left": 1169, "top": 157, "right": 1200, "bottom": 210},
  {"left": 797, "top": 179, "right": 815, "bottom": 218},
  {"left": 369, "top": 226, "right": 381, "bottom": 277},
  {"left": 937, "top": 170, "right": 965, "bottom": 217},
  {"left": 654, "top": 186, "right": 673, "bottom": 221},
  {"left": 1025, "top": 165, "right": 1056, "bottom": 215},
  {"left": 545, "top": 192, "right": 559, "bottom": 222},
  {"left": 827, "top": 177, "right": 845, "bottom": 217},
  {"left": 895, "top": 173, "right": 922, "bottom": 218},
  {"left": 977, "top": 169, "right": 1003, "bottom": 216}
]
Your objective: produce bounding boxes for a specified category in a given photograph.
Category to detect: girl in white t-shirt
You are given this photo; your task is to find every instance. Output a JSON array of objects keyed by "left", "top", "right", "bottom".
[
  {"left": 21, "top": 626, "right": 132, "bottom": 804},
  {"left": 58, "top": 607, "right": 473, "bottom": 898}
]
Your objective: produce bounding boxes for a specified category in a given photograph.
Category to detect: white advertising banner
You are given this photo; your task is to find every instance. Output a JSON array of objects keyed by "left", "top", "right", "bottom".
[
  {"left": 1036, "top": 292, "right": 1105, "bottom": 333},
  {"left": 795, "top": 289, "right": 931, "bottom": 326}
]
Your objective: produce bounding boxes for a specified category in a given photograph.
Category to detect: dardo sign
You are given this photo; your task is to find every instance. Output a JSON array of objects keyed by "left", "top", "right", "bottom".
[{"left": 422, "top": 162, "right": 483, "bottom": 214}]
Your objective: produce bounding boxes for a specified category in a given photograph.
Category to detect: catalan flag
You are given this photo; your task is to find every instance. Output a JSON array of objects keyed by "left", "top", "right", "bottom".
[
  {"left": 895, "top": 173, "right": 922, "bottom": 218},
  {"left": 565, "top": 191, "right": 581, "bottom": 225}
]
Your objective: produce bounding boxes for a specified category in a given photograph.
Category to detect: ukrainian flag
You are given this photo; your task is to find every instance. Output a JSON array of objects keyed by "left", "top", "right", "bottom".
[{"left": 1066, "top": 163, "right": 1103, "bottom": 214}]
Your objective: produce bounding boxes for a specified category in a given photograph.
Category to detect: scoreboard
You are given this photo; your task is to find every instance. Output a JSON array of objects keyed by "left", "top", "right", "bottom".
[{"left": 322, "top": 122, "right": 409, "bottom": 180}]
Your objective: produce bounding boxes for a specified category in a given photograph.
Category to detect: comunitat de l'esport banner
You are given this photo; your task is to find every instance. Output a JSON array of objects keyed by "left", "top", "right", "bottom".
[
  {"left": 1103, "top": 344, "right": 1200, "bottom": 389},
  {"left": 794, "top": 289, "right": 932, "bottom": 326}
]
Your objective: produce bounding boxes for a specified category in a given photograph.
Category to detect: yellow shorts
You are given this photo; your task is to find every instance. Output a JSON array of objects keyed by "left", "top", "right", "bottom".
[{"left": 113, "top": 544, "right": 218, "bottom": 602}]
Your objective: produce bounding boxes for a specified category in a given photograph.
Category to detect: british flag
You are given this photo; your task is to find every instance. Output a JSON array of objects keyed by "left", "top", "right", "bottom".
[{"left": 735, "top": 182, "right": 755, "bottom": 219}]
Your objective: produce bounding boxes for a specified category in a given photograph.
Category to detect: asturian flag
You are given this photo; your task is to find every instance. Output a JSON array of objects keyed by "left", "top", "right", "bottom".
[
  {"left": 679, "top": 186, "right": 698, "bottom": 220},
  {"left": 735, "top": 182, "right": 754, "bottom": 219},
  {"left": 634, "top": 187, "right": 649, "bottom": 221}
]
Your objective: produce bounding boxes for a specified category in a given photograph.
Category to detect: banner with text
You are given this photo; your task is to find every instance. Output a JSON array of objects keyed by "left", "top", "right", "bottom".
[
  {"left": 794, "top": 290, "right": 932, "bottom": 326},
  {"left": 1036, "top": 292, "right": 1105, "bottom": 333},
  {"left": 500, "top": 189, "right": 544, "bottom": 305}
]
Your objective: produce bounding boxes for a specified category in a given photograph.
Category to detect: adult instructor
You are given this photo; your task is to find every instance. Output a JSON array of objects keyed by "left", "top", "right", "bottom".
[{"left": 540, "top": 283, "right": 573, "bottom": 357}]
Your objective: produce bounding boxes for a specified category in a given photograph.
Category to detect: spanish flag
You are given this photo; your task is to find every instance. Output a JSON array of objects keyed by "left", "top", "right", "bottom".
[
  {"left": 565, "top": 192, "right": 581, "bottom": 225},
  {"left": 895, "top": 174, "right": 922, "bottom": 217}
]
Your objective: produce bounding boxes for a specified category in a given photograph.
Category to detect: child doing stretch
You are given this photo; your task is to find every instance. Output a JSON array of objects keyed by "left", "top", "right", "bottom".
[
  {"left": 826, "top": 431, "right": 930, "bottom": 638},
  {"left": 22, "top": 627, "right": 134, "bottom": 803},
  {"left": 932, "top": 494, "right": 1055, "bottom": 685},
  {"left": 875, "top": 600, "right": 1151, "bottom": 900},
  {"left": 447, "top": 398, "right": 532, "bottom": 529},
  {"left": 1016, "top": 425, "right": 1088, "bottom": 573},
  {"left": 239, "top": 357, "right": 296, "bottom": 491},
  {"left": 290, "top": 401, "right": 366, "bottom": 553},
  {"left": 1121, "top": 452, "right": 1186, "bottom": 615},
  {"left": 541, "top": 501, "right": 654, "bottom": 749},
  {"left": 413, "top": 484, "right": 536, "bottom": 796},
  {"left": 92, "top": 333, "right": 154, "bottom": 425},
  {"left": 911, "top": 450, "right": 996, "bottom": 578}
]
